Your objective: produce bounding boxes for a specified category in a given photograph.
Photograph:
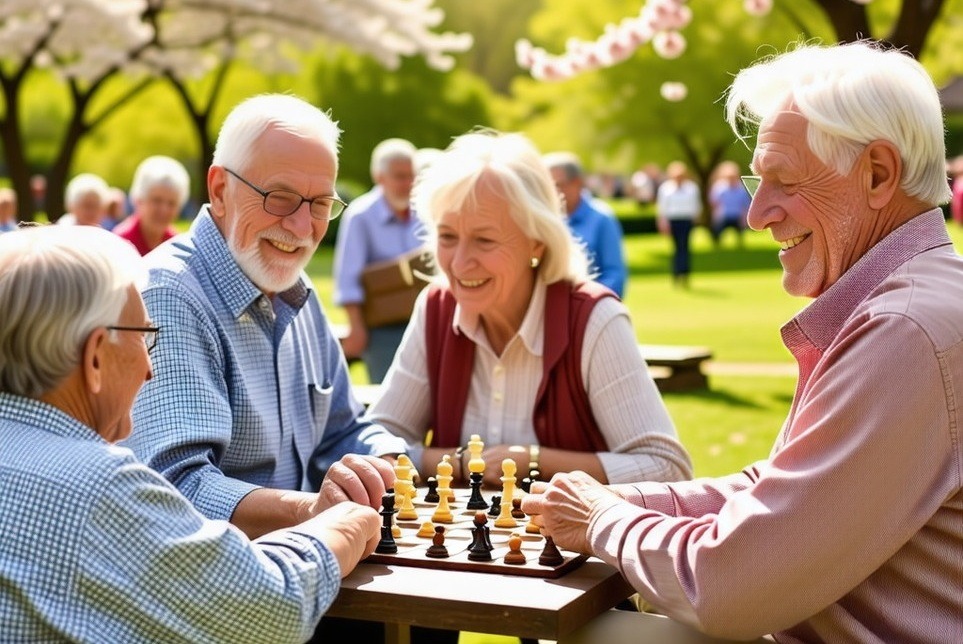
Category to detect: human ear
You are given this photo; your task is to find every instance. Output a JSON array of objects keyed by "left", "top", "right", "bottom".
[
  {"left": 865, "top": 140, "right": 901, "bottom": 210},
  {"left": 82, "top": 328, "right": 107, "bottom": 395},
  {"left": 207, "top": 165, "right": 228, "bottom": 219}
]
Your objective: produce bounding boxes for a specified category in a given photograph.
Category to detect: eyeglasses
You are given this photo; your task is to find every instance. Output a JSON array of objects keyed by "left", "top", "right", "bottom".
[
  {"left": 107, "top": 326, "right": 160, "bottom": 353},
  {"left": 740, "top": 175, "right": 761, "bottom": 197},
  {"left": 224, "top": 168, "right": 347, "bottom": 221}
]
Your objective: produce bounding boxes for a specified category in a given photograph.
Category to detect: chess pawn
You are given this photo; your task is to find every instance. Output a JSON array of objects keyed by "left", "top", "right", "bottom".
[
  {"left": 511, "top": 497, "right": 525, "bottom": 519},
  {"left": 397, "top": 485, "right": 418, "bottom": 521},
  {"left": 432, "top": 455, "right": 454, "bottom": 523},
  {"left": 417, "top": 521, "right": 436, "bottom": 538},
  {"left": 425, "top": 526, "right": 449, "bottom": 559},
  {"left": 525, "top": 515, "right": 541, "bottom": 535},
  {"left": 504, "top": 533, "right": 526, "bottom": 565},
  {"left": 538, "top": 535, "right": 564, "bottom": 567},
  {"left": 495, "top": 459, "right": 518, "bottom": 528},
  {"left": 467, "top": 511, "right": 493, "bottom": 562},
  {"left": 424, "top": 477, "right": 440, "bottom": 503}
]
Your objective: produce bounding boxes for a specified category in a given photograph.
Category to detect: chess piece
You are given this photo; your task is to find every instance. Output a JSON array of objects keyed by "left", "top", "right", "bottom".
[
  {"left": 467, "top": 511, "right": 493, "bottom": 561},
  {"left": 416, "top": 521, "right": 436, "bottom": 538},
  {"left": 394, "top": 455, "right": 419, "bottom": 520},
  {"left": 432, "top": 455, "right": 454, "bottom": 523},
  {"left": 494, "top": 459, "right": 518, "bottom": 528},
  {"left": 465, "top": 434, "right": 488, "bottom": 510},
  {"left": 504, "top": 533, "right": 526, "bottom": 565},
  {"left": 425, "top": 526, "right": 449, "bottom": 558},
  {"left": 511, "top": 497, "right": 525, "bottom": 519},
  {"left": 488, "top": 495, "right": 501, "bottom": 518},
  {"left": 520, "top": 476, "right": 533, "bottom": 494},
  {"left": 397, "top": 483, "right": 418, "bottom": 521},
  {"left": 424, "top": 477, "right": 439, "bottom": 503},
  {"left": 375, "top": 491, "right": 398, "bottom": 554},
  {"left": 538, "top": 535, "right": 564, "bottom": 567},
  {"left": 525, "top": 514, "right": 541, "bottom": 535}
]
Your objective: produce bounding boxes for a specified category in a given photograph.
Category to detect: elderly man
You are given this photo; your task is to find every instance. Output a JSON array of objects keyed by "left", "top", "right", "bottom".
[
  {"left": 0, "top": 225, "right": 380, "bottom": 641},
  {"left": 524, "top": 42, "right": 962, "bottom": 642},
  {"left": 124, "top": 94, "right": 405, "bottom": 542},
  {"left": 544, "top": 151, "right": 627, "bottom": 297},
  {"left": 333, "top": 137, "right": 425, "bottom": 382}
]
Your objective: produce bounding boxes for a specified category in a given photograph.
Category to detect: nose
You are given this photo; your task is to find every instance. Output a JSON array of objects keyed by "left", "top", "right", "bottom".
[
  {"left": 745, "top": 186, "right": 784, "bottom": 232},
  {"left": 449, "top": 240, "right": 475, "bottom": 273},
  {"left": 281, "top": 201, "right": 316, "bottom": 238}
]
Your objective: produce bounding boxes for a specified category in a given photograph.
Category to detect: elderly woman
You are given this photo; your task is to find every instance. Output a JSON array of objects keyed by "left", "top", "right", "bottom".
[
  {"left": 369, "top": 131, "right": 692, "bottom": 488},
  {"left": 113, "top": 155, "right": 190, "bottom": 255},
  {"left": 58, "top": 173, "right": 110, "bottom": 227}
]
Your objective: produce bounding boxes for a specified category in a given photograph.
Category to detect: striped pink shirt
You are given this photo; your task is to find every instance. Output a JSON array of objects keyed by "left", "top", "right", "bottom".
[{"left": 590, "top": 210, "right": 963, "bottom": 642}]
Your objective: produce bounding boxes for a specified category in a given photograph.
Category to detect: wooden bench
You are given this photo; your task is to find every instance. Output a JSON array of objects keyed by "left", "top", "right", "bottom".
[{"left": 640, "top": 344, "right": 713, "bottom": 392}]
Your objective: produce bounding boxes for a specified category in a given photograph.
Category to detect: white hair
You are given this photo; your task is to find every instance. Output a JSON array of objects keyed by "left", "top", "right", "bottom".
[
  {"left": 370, "top": 138, "right": 417, "bottom": 181},
  {"left": 542, "top": 151, "right": 584, "bottom": 182},
  {"left": 130, "top": 155, "right": 191, "bottom": 207},
  {"left": 212, "top": 94, "right": 341, "bottom": 174},
  {"left": 414, "top": 130, "right": 590, "bottom": 285},
  {"left": 65, "top": 173, "right": 110, "bottom": 209},
  {"left": 0, "top": 225, "right": 144, "bottom": 398},
  {"left": 725, "top": 41, "right": 951, "bottom": 206}
]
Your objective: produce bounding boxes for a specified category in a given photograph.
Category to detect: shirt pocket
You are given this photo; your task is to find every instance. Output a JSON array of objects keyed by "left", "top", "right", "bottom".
[{"left": 308, "top": 382, "right": 334, "bottom": 439}]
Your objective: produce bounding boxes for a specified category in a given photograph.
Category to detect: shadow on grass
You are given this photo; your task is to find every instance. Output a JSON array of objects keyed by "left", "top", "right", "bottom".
[
  {"left": 629, "top": 246, "right": 781, "bottom": 277},
  {"left": 662, "top": 385, "right": 769, "bottom": 409}
]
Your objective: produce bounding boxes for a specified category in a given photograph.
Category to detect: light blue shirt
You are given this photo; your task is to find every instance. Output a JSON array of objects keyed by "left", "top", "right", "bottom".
[
  {"left": 333, "top": 186, "right": 426, "bottom": 305},
  {"left": 0, "top": 393, "right": 340, "bottom": 642},
  {"left": 568, "top": 190, "right": 627, "bottom": 297},
  {"left": 124, "top": 208, "right": 406, "bottom": 521}
]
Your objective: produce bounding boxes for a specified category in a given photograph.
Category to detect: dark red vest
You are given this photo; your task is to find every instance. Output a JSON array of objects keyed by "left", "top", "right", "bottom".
[{"left": 425, "top": 281, "right": 614, "bottom": 451}]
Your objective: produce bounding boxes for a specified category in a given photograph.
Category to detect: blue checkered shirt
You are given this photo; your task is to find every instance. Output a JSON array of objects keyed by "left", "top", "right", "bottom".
[
  {"left": 124, "top": 208, "right": 406, "bottom": 521},
  {"left": 0, "top": 393, "right": 340, "bottom": 642}
]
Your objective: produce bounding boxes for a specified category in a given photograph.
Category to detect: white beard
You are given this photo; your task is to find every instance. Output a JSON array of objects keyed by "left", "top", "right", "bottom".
[{"left": 227, "top": 223, "right": 312, "bottom": 294}]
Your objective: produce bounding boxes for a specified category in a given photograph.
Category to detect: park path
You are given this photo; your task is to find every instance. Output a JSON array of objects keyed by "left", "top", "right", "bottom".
[{"left": 705, "top": 362, "right": 796, "bottom": 377}]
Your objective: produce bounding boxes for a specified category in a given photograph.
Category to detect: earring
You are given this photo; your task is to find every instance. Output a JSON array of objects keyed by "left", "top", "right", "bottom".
[{"left": 530, "top": 256, "right": 540, "bottom": 268}]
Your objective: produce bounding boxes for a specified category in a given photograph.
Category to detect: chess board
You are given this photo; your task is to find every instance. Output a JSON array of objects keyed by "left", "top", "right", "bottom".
[{"left": 364, "top": 491, "right": 588, "bottom": 579}]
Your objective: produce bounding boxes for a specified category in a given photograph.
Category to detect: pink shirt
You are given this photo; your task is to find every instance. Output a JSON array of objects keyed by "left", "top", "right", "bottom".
[{"left": 589, "top": 210, "right": 963, "bottom": 642}]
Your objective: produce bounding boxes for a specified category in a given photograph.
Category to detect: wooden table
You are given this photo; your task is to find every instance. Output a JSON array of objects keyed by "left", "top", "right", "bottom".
[{"left": 326, "top": 556, "right": 633, "bottom": 644}]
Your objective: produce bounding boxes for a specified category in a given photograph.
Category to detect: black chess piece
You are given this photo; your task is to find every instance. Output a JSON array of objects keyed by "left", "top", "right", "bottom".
[
  {"left": 511, "top": 497, "right": 526, "bottom": 519},
  {"left": 519, "top": 476, "right": 532, "bottom": 493},
  {"left": 487, "top": 494, "right": 501, "bottom": 517},
  {"left": 538, "top": 535, "right": 564, "bottom": 567},
  {"left": 424, "top": 477, "right": 440, "bottom": 503},
  {"left": 425, "top": 526, "right": 449, "bottom": 559},
  {"left": 467, "top": 512, "right": 493, "bottom": 562},
  {"left": 465, "top": 471, "right": 488, "bottom": 510},
  {"left": 375, "top": 490, "right": 398, "bottom": 554}
]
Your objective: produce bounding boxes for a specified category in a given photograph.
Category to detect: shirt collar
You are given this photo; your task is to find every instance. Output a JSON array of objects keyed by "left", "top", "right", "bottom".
[
  {"left": 783, "top": 209, "right": 952, "bottom": 352},
  {"left": 192, "top": 206, "right": 311, "bottom": 319},
  {"left": 452, "top": 279, "right": 545, "bottom": 356},
  {"left": 0, "top": 392, "right": 103, "bottom": 444}
]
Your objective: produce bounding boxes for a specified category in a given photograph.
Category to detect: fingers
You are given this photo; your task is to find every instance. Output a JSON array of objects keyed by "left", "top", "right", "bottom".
[{"left": 320, "top": 454, "right": 393, "bottom": 510}]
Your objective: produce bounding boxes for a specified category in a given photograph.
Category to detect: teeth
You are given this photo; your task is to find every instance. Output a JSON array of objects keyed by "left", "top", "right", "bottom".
[
  {"left": 779, "top": 234, "right": 809, "bottom": 251},
  {"left": 269, "top": 240, "right": 298, "bottom": 253},
  {"left": 459, "top": 279, "right": 486, "bottom": 288}
]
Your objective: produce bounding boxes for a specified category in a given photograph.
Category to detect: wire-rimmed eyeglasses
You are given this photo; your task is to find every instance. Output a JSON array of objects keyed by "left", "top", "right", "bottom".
[
  {"left": 224, "top": 168, "right": 347, "bottom": 221},
  {"left": 107, "top": 326, "right": 160, "bottom": 353},
  {"left": 740, "top": 175, "right": 761, "bottom": 198}
]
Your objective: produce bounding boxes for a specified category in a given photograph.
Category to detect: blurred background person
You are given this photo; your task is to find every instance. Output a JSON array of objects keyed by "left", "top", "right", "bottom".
[
  {"left": 101, "top": 186, "right": 129, "bottom": 231},
  {"left": 369, "top": 130, "right": 692, "bottom": 489},
  {"left": 709, "top": 160, "right": 752, "bottom": 248},
  {"left": 113, "top": 155, "right": 191, "bottom": 255},
  {"left": 0, "top": 187, "right": 17, "bottom": 232},
  {"left": 656, "top": 160, "right": 701, "bottom": 288},
  {"left": 950, "top": 155, "right": 963, "bottom": 226},
  {"left": 58, "top": 172, "right": 109, "bottom": 227},
  {"left": 544, "top": 151, "right": 627, "bottom": 298},
  {"left": 333, "top": 137, "right": 426, "bottom": 383}
]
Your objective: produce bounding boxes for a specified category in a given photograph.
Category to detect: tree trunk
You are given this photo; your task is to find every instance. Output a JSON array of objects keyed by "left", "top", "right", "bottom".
[{"left": 0, "top": 78, "right": 33, "bottom": 222}]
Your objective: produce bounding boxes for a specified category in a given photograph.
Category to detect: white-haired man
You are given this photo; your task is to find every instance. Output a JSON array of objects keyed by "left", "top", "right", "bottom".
[
  {"left": 0, "top": 225, "right": 380, "bottom": 641},
  {"left": 524, "top": 41, "right": 962, "bottom": 642},
  {"left": 333, "top": 137, "right": 425, "bottom": 382}
]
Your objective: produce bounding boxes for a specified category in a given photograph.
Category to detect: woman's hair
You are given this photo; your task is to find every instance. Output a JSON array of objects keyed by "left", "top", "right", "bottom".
[
  {"left": 725, "top": 40, "right": 951, "bottom": 206},
  {"left": 0, "top": 225, "right": 144, "bottom": 397},
  {"left": 413, "top": 130, "right": 590, "bottom": 284},
  {"left": 64, "top": 173, "right": 109, "bottom": 209},
  {"left": 130, "top": 155, "right": 191, "bottom": 207},
  {"left": 212, "top": 94, "right": 341, "bottom": 175}
]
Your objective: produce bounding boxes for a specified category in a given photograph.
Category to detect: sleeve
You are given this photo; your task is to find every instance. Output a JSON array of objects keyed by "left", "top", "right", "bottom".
[
  {"left": 365, "top": 289, "right": 434, "bottom": 463},
  {"left": 581, "top": 299, "right": 693, "bottom": 484},
  {"left": 586, "top": 314, "right": 957, "bottom": 639},
  {"left": 79, "top": 459, "right": 339, "bottom": 643},
  {"left": 332, "top": 207, "right": 369, "bottom": 306},
  {"left": 592, "top": 215, "right": 627, "bottom": 297},
  {"left": 127, "top": 283, "right": 258, "bottom": 521}
]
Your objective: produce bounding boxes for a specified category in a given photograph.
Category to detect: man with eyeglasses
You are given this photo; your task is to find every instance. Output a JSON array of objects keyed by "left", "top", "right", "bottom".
[
  {"left": 0, "top": 225, "right": 382, "bottom": 641},
  {"left": 523, "top": 42, "right": 963, "bottom": 642},
  {"left": 125, "top": 94, "right": 407, "bottom": 547}
]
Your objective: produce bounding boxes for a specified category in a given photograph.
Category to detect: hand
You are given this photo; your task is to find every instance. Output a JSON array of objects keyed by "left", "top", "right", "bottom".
[
  {"left": 339, "top": 326, "right": 368, "bottom": 359},
  {"left": 480, "top": 444, "right": 530, "bottom": 488},
  {"left": 317, "top": 454, "right": 395, "bottom": 512},
  {"left": 296, "top": 501, "right": 381, "bottom": 578},
  {"left": 520, "top": 471, "right": 621, "bottom": 555}
]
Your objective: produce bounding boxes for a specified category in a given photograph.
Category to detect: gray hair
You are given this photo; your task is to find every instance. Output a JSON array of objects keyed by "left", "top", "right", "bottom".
[
  {"left": 370, "top": 138, "right": 418, "bottom": 181},
  {"left": 414, "top": 130, "right": 590, "bottom": 285},
  {"left": 725, "top": 41, "right": 951, "bottom": 206},
  {"left": 542, "top": 151, "right": 584, "bottom": 182},
  {"left": 130, "top": 155, "right": 191, "bottom": 207},
  {"left": 65, "top": 173, "right": 109, "bottom": 209},
  {"left": 212, "top": 94, "right": 341, "bottom": 175},
  {"left": 0, "top": 225, "right": 144, "bottom": 398}
]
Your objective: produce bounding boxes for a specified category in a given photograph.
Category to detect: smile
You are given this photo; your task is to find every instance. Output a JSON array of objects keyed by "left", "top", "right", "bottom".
[
  {"left": 458, "top": 278, "right": 488, "bottom": 288},
  {"left": 267, "top": 239, "right": 300, "bottom": 253},
  {"left": 778, "top": 234, "right": 810, "bottom": 251}
]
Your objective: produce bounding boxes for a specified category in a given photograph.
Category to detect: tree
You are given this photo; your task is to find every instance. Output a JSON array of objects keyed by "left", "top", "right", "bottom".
[{"left": 0, "top": 0, "right": 471, "bottom": 220}]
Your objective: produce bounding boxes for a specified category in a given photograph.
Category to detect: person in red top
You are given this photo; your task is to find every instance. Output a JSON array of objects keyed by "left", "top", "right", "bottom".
[{"left": 113, "top": 156, "right": 190, "bottom": 255}]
